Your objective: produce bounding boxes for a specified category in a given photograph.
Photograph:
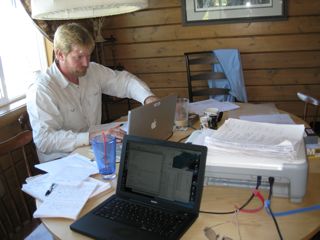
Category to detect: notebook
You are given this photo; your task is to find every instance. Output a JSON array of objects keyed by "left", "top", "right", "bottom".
[
  {"left": 70, "top": 135, "right": 207, "bottom": 240},
  {"left": 126, "top": 95, "right": 177, "bottom": 140}
]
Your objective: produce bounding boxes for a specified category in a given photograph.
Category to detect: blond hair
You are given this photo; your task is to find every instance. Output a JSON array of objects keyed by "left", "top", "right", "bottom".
[{"left": 53, "top": 23, "right": 95, "bottom": 55}]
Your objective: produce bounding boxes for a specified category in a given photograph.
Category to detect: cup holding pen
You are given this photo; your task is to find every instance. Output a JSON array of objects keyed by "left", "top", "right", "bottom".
[{"left": 91, "top": 133, "right": 116, "bottom": 180}]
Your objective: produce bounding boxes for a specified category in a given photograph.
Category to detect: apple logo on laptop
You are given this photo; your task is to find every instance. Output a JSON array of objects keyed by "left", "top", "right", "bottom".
[{"left": 151, "top": 119, "right": 157, "bottom": 129}]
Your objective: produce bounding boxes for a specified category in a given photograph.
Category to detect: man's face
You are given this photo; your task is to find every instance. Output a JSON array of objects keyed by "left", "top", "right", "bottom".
[{"left": 58, "top": 45, "right": 93, "bottom": 78}]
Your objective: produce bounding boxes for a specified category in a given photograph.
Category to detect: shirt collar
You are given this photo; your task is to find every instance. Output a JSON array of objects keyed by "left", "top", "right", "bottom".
[{"left": 50, "top": 61, "right": 73, "bottom": 89}]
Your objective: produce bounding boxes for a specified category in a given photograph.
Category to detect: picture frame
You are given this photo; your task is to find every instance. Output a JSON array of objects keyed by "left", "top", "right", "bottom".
[{"left": 181, "top": 0, "right": 288, "bottom": 25}]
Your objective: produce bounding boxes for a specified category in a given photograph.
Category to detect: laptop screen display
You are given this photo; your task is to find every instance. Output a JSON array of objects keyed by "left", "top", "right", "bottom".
[{"left": 119, "top": 140, "right": 204, "bottom": 209}]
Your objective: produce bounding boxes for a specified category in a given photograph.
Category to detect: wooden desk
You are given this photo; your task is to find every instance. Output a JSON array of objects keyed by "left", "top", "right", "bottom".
[{"left": 40, "top": 103, "right": 320, "bottom": 240}]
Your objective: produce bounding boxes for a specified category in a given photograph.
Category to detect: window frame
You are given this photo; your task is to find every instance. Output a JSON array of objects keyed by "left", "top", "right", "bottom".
[{"left": 0, "top": 0, "right": 48, "bottom": 108}]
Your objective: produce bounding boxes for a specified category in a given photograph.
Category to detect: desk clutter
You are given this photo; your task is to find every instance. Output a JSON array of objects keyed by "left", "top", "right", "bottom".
[
  {"left": 188, "top": 118, "right": 307, "bottom": 203},
  {"left": 22, "top": 153, "right": 111, "bottom": 220}
]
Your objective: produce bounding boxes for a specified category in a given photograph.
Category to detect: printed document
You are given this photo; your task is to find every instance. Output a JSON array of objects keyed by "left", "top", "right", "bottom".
[
  {"left": 33, "top": 181, "right": 97, "bottom": 220},
  {"left": 192, "top": 118, "right": 305, "bottom": 169},
  {"left": 188, "top": 99, "right": 239, "bottom": 116},
  {"left": 35, "top": 153, "right": 98, "bottom": 175},
  {"left": 22, "top": 174, "right": 111, "bottom": 202}
]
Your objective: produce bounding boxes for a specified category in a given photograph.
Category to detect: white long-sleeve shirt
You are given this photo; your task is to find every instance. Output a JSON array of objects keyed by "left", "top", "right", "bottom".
[{"left": 27, "top": 61, "right": 154, "bottom": 162}]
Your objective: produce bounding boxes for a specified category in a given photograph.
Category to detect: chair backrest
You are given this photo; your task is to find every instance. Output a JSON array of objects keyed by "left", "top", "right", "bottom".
[
  {"left": 184, "top": 51, "right": 230, "bottom": 102},
  {"left": 101, "top": 94, "right": 134, "bottom": 123},
  {"left": 0, "top": 130, "right": 40, "bottom": 239},
  {"left": 297, "top": 92, "right": 320, "bottom": 133},
  {"left": 18, "top": 111, "right": 32, "bottom": 131}
]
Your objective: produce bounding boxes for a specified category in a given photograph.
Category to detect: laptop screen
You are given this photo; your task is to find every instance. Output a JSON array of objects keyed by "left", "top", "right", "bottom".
[{"left": 117, "top": 136, "right": 207, "bottom": 211}]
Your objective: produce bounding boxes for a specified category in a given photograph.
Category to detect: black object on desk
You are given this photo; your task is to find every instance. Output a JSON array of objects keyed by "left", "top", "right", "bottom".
[
  {"left": 70, "top": 135, "right": 208, "bottom": 240},
  {"left": 304, "top": 128, "right": 318, "bottom": 144},
  {"left": 45, "top": 183, "right": 56, "bottom": 196}
]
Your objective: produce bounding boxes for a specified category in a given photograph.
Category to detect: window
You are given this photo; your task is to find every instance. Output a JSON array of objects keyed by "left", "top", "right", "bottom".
[{"left": 0, "top": 0, "right": 47, "bottom": 107}]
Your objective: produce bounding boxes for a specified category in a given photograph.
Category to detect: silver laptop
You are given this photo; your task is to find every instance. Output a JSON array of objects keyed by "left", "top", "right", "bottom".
[
  {"left": 70, "top": 134, "right": 207, "bottom": 240},
  {"left": 127, "top": 95, "right": 177, "bottom": 140}
]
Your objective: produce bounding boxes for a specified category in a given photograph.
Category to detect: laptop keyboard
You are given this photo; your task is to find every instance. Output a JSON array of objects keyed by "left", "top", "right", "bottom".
[{"left": 93, "top": 198, "right": 189, "bottom": 238}]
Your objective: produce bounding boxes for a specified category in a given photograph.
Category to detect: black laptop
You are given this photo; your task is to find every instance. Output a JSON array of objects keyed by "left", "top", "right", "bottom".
[{"left": 70, "top": 135, "right": 207, "bottom": 240}]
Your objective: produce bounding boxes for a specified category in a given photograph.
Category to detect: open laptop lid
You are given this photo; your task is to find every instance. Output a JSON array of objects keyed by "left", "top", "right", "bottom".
[
  {"left": 117, "top": 135, "right": 208, "bottom": 213},
  {"left": 127, "top": 95, "right": 177, "bottom": 140}
]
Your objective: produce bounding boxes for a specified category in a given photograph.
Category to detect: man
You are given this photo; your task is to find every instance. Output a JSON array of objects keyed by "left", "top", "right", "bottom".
[{"left": 27, "top": 23, "right": 158, "bottom": 162}]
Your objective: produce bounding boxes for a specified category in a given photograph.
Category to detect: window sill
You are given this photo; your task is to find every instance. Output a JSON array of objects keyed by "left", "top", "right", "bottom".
[{"left": 0, "top": 98, "right": 26, "bottom": 129}]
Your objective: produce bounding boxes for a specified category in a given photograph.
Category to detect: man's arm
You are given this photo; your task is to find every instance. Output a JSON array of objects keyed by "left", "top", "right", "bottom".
[
  {"left": 96, "top": 65, "right": 156, "bottom": 104},
  {"left": 144, "top": 95, "right": 160, "bottom": 104},
  {"left": 26, "top": 82, "right": 89, "bottom": 156}
]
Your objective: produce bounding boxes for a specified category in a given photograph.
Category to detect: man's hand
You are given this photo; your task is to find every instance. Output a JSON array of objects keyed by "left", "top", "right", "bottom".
[
  {"left": 144, "top": 95, "right": 160, "bottom": 105},
  {"left": 89, "top": 125, "right": 126, "bottom": 142}
]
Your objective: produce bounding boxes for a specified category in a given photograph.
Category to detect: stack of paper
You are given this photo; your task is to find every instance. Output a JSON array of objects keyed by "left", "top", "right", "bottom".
[
  {"left": 22, "top": 153, "right": 111, "bottom": 220},
  {"left": 192, "top": 118, "right": 305, "bottom": 169}
]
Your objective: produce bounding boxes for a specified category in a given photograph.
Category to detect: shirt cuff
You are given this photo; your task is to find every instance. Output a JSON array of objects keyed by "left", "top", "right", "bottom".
[
  {"left": 76, "top": 132, "right": 90, "bottom": 147},
  {"left": 137, "top": 91, "right": 155, "bottom": 105}
]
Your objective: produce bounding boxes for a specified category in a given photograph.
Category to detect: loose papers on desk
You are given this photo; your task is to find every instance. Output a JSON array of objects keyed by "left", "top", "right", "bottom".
[
  {"left": 22, "top": 174, "right": 111, "bottom": 202},
  {"left": 22, "top": 153, "right": 111, "bottom": 220},
  {"left": 188, "top": 99, "right": 240, "bottom": 116},
  {"left": 239, "top": 113, "right": 295, "bottom": 124},
  {"left": 192, "top": 118, "right": 305, "bottom": 169},
  {"left": 35, "top": 153, "right": 98, "bottom": 176},
  {"left": 32, "top": 181, "right": 97, "bottom": 220}
]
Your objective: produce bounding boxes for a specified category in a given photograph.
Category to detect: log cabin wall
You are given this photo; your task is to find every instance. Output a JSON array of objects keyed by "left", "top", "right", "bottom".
[{"left": 100, "top": 0, "right": 320, "bottom": 119}]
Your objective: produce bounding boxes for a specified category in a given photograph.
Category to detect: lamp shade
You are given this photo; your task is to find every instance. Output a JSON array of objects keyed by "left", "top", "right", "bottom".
[{"left": 31, "top": 0, "right": 148, "bottom": 20}]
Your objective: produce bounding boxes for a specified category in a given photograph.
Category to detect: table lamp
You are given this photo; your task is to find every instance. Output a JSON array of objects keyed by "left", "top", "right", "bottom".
[
  {"left": 30, "top": 0, "right": 149, "bottom": 20},
  {"left": 30, "top": 0, "right": 148, "bottom": 43}
]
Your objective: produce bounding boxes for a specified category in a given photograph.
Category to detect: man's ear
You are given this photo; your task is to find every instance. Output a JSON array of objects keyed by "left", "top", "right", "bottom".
[{"left": 55, "top": 49, "right": 65, "bottom": 61}]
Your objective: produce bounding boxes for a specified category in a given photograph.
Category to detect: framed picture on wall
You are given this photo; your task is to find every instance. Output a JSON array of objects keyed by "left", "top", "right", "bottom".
[{"left": 181, "top": 0, "right": 288, "bottom": 25}]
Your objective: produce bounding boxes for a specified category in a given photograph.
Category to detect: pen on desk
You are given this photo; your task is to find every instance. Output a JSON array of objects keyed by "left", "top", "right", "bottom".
[{"left": 45, "top": 183, "right": 56, "bottom": 196}]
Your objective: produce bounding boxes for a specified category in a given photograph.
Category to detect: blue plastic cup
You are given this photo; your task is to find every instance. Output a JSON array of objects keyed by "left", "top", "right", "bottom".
[{"left": 91, "top": 134, "right": 116, "bottom": 180}]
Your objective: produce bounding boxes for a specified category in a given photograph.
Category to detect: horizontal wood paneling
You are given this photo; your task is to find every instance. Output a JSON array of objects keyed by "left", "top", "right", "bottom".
[
  {"left": 247, "top": 85, "right": 320, "bottom": 101},
  {"left": 104, "top": 16, "right": 320, "bottom": 44},
  {"left": 112, "top": 34, "right": 320, "bottom": 60},
  {"left": 116, "top": 51, "right": 320, "bottom": 73},
  {"left": 137, "top": 67, "right": 320, "bottom": 89},
  {"left": 100, "top": 0, "right": 320, "bottom": 118},
  {"left": 244, "top": 68, "right": 320, "bottom": 85}
]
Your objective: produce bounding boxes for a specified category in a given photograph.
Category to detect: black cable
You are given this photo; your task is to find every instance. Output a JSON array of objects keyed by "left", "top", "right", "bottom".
[
  {"left": 267, "top": 204, "right": 283, "bottom": 240},
  {"left": 167, "top": 129, "right": 191, "bottom": 143},
  {"left": 239, "top": 175, "right": 262, "bottom": 209},
  {"left": 267, "top": 177, "right": 283, "bottom": 240},
  {"left": 200, "top": 176, "right": 262, "bottom": 215},
  {"left": 268, "top": 177, "right": 274, "bottom": 201},
  {"left": 165, "top": 131, "right": 174, "bottom": 140}
]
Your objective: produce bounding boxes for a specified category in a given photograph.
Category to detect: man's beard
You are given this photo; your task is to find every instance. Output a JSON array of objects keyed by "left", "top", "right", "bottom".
[{"left": 74, "top": 67, "right": 87, "bottom": 77}]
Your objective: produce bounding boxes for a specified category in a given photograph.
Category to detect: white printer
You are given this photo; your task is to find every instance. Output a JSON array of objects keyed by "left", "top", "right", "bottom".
[{"left": 188, "top": 119, "right": 308, "bottom": 203}]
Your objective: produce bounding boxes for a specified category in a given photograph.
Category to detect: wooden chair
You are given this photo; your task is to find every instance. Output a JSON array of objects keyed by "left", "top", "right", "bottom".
[
  {"left": 0, "top": 130, "right": 41, "bottom": 239},
  {"left": 184, "top": 51, "right": 230, "bottom": 102},
  {"left": 18, "top": 111, "right": 32, "bottom": 131},
  {"left": 297, "top": 92, "right": 320, "bottom": 134},
  {"left": 101, "top": 94, "right": 134, "bottom": 123}
]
